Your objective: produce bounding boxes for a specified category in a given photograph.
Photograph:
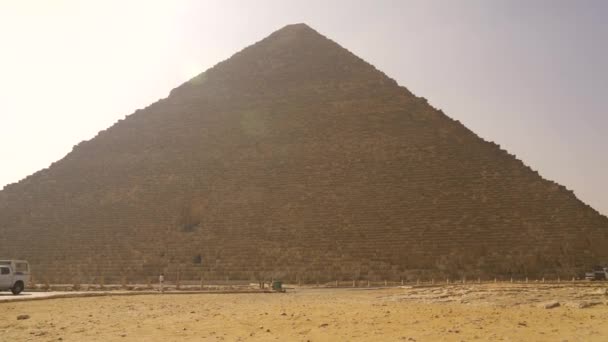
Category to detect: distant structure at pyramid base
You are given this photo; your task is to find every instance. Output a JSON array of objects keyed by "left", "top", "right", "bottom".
[{"left": 1, "top": 24, "right": 607, "bottom": 284}]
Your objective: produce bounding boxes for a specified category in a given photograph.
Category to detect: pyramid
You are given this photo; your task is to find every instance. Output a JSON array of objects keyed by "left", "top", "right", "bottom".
[{"left": 1, "top": 24, "right": 607, "bottom": 283}]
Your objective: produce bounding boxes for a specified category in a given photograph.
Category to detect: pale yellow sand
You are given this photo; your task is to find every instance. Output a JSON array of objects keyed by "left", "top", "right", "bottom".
[{"left": 1, "top": 284, "right": 607, "bottom": 341}]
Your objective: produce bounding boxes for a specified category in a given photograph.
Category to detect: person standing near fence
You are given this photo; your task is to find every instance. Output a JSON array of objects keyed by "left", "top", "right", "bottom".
[{"left": 159, "top": 273, "right": 165, "bottom": 293}]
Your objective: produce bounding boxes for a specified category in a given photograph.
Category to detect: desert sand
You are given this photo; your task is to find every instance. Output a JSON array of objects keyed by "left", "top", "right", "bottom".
[{"left": 1, "top": 283, "right": 607, "bottom": 341}]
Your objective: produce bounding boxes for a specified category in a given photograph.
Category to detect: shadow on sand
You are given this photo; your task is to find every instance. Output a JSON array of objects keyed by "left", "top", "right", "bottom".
[{"left": 0, "top": 292, "right": 32, "bottom": 297}]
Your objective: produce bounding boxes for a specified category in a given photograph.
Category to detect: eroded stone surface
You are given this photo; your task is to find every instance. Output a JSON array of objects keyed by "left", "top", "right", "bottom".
[{"left": 0, "top": 24, "right": 607, "bottom": 283}]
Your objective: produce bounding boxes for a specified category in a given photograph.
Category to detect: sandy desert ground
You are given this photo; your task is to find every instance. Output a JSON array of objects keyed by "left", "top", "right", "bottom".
[{"left": 1, "top": 283, "right": 607, "bottom": 341}]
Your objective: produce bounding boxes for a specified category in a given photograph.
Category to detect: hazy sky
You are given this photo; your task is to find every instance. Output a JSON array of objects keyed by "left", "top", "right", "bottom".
[{"left": 1, "top": 0, "right": 606, "bottom": 215}]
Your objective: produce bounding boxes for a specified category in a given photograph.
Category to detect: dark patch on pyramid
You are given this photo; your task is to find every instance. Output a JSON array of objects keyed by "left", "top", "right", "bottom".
[{"left": 1, "top": 24, "right": 607, "bottom": 283}]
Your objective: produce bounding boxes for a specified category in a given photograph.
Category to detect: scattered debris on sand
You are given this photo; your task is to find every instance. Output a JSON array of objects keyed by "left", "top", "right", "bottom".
[{"left": 1, "top": 284, "right": 607, "bottom": 341}]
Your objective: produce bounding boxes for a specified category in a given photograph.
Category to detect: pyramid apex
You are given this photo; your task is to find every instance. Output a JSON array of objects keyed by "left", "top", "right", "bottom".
[
  {"left": 171, "top": 22, "right": 397, "bottom": 98},
  {"left": 268, "top": 23, "right": 320, "bottom": 39},
  {"left": 278, "top": 23, "right": 314, "bottom": 31}
]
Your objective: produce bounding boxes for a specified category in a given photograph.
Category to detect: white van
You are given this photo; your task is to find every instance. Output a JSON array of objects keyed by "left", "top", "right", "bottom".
[{"left": 0, "top": 260, "right": 30, "bottom": 295}]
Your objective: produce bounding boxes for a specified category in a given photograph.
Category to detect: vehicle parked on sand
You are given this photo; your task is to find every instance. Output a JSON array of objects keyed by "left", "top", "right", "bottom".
[
  {"left": 0, "top": 260, "right": 30, "bottom": 295},
  {"left": 585, "top": 266, "right": 608, "bottom": 281}
]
